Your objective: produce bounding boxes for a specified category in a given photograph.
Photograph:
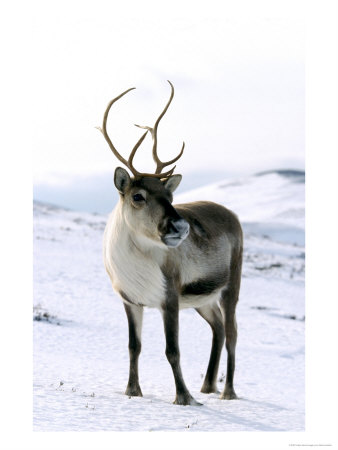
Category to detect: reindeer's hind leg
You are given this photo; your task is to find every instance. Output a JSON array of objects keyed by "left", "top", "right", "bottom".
[
  {"left": 219, "top": 250, "right": 242, "bottom": 400},
  {"left": 124, "top": 302, "right": 143, "bottom": 397},
  {"left": 196, "top": 304, "right": 225, "bottom": 394}
]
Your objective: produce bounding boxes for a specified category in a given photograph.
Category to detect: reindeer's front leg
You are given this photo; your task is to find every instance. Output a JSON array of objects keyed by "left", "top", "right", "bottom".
[
  {"left": 161, "top": 293, "right": 201, "bottom": 406},
  {"left": 124, "top": 302, "right": 143, "bottom": 397}
]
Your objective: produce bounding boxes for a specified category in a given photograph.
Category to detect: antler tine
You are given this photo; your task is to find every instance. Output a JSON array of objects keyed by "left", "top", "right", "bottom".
[
  {"left": 151, "top": 80, "right": 175, "bottom": 168},
  {"left": 154, "top": 141, "right": 185, "bottom": 174},
  {"left": 127, "top": 130, "right": 149, "bottom": 169}
]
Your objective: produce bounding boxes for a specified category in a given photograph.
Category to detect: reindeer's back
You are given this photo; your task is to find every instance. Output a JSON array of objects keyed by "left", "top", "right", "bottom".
[{"left": 175, "top": 201, "right": 243, "bottom": 251}]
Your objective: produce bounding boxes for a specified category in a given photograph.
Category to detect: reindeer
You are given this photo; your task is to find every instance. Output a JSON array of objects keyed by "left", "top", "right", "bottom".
[{"left": 97, "top": 81, "right": 243, "bottom": 406}]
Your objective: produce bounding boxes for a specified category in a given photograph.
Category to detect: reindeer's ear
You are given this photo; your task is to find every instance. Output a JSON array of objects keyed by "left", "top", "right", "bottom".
[
  {"left": 163, "top": 174, "right": 182, "bottom": 193},
  {"left": 114, "top": 167, "right": 131, "bottom": 194}
]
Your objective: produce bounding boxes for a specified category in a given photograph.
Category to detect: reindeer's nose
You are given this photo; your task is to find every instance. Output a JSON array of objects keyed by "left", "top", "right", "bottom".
[
  {"left": 170, "top": 218, "right": 190, "bottom": 237},
  {"left": 163, "top": 218, "right": 190, "bottom": 247}
]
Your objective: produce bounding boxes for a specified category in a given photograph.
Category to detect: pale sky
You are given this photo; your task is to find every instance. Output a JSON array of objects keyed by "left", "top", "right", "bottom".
[{"left": 32, "top": 0, "right": 305, "bottom": 193}]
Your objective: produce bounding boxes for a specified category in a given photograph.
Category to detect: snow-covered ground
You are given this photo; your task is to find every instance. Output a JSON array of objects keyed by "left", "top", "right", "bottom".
[{"left": 33, "top": 170, "right": 305, "bottom": 431}]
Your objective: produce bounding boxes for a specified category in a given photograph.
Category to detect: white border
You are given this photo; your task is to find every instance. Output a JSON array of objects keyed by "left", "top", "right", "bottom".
[{"left": 1, "top": 0, "right": 337, "bottom": 449}]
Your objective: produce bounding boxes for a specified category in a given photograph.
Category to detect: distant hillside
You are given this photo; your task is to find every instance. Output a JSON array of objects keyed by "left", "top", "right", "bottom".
[{"left": 175, "top": 169, "right": 305, "bottom": 233}]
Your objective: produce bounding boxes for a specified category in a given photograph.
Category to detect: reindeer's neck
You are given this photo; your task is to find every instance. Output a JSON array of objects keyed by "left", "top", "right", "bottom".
[
  {"left": 103, "top": 203, "right": 167, "bottom": 308},
  {"left": 114, "top": 202, "right": 168, "bottom": 259}
]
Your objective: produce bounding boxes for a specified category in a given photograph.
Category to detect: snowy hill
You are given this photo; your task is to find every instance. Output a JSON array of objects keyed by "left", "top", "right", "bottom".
[
  {"left": 33, "top": 170, "right": 305, "bottom": 431},
  {"left": 176, "top": 169, "right": 304, "bottom": 241}
]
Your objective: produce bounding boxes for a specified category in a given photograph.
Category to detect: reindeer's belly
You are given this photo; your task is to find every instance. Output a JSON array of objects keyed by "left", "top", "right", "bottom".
[
  {"left": 179, "top": 289, "right": 223, "bottom": 309},
  {"left": 178, "top": 274, "right": 228, "bottom": 309}
]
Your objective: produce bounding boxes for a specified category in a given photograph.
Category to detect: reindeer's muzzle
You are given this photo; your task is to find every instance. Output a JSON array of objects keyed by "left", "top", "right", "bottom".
[{"left": 161, "top": 218, "right": 190, "bottom": 248}]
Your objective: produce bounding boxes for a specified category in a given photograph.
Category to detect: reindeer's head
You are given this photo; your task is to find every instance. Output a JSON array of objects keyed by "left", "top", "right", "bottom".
[{"left": 97, "top": 81, "right": 190, "bottom": 248}]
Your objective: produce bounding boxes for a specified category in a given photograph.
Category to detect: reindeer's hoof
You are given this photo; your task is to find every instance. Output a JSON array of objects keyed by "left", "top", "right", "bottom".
[
  {"left": 200, "top": 384, "right": 220, "bottom": 394},
  {"left": 220, "top": 387, "right": 238, "bottom": 400},
  {"left": 125, "top": 385, "right": 143, "bottom": 397},
  {"left": 173, "top": 393, "right": 203, "bottom": 406}
]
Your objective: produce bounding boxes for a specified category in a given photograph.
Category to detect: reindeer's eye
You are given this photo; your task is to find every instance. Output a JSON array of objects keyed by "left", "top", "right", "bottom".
[{"left": 132, "top": 193, "right": 145, "bottom": 202}]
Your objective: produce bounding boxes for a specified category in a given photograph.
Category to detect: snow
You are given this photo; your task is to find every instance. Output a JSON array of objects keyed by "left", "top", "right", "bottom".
[{"left": 33, "top": 170, "right": 305, "bottom": 431}]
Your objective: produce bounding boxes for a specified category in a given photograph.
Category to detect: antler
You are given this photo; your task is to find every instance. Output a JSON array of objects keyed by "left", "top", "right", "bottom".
[{"left": 97, "top": 81, "right": 184, "bottom": 179}]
